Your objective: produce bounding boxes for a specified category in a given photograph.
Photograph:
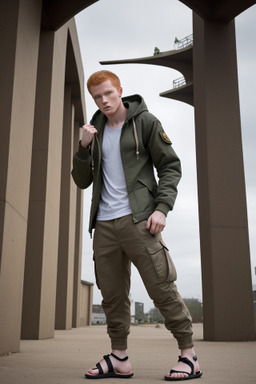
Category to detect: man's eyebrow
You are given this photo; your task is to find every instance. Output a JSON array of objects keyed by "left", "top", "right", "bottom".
[{"left": 93, "top": 89, "right": 113, "bottom": 97}]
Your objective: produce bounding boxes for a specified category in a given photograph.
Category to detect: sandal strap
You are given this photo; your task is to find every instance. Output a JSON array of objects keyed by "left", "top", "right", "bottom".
[
  {"left": 177, "top": 356, "right": 194, "bottom": 375},
  {"left": 111, "top": 352, "right": 129, "bottom": 362},
  {"left": 94, "top": 353, "right": 128, "bottom": 375},
  {"left": 103, "top": 354, "right": 114, "bottom": 373},
  {"left": 96, "top": 362, "right": 103, "bottom": 375}
]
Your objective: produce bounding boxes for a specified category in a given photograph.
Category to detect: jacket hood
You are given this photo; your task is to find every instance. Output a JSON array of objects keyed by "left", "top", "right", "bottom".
[
  {"left": 122, "top": 94, "right": 148, "bottom": 121},
  {"left": 90, "top": 94, "right": 148, "bottom": 127}
]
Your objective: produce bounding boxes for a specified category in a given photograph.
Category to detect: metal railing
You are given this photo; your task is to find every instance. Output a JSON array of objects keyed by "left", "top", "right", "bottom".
[
  {"left": 174, "top": 34, "right": 193, "bottom": 50},
  {"left": 153, "top": 33, "right": 193, "bottom": 56},
  {"left": 173, "top": 76, "right": 186, "bottom": 88}
]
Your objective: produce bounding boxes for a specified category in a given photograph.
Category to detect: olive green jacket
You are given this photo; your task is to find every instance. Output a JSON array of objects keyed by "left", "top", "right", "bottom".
[{"left": 72, "top": 94, "right": 181, "bottom": 235}]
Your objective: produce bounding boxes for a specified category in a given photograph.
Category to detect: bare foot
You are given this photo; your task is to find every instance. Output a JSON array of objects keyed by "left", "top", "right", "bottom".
[{"left": 86, "top": 351, "right": 132, "bottom": 377}]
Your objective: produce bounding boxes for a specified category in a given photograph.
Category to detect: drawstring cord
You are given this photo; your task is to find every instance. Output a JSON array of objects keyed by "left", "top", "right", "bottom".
[
  {"left": 132, "top": 118, "right": 140, "bottom": 160},
  {"left": 91, "top": 136, "right": 95, "bottom": 174}
]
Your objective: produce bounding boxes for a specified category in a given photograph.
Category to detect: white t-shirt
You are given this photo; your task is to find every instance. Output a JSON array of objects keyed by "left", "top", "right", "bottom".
[{"left": 96, "top": 125, "right": 132, "bottom": 221}]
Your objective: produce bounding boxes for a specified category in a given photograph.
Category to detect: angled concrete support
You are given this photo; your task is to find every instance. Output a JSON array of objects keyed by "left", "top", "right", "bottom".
[
  {"left": 72, "top": 123, "right": 84, "bottom": 328},
  {"left": 21, "top": 19, "right": 86, "bottom": 341},
  {"left": 22, "top": 27, "right": 67, "bottom": 340},
  {"left": 193, "top": 13, "right": 255, "bottom": 340},
  {"left": 55, "top": 86, "right": 76, "bottom": 330}
]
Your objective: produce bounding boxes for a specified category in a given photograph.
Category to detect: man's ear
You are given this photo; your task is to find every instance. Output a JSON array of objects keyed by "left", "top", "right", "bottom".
[{"left": 119, "top": 87, "right": 123, "bottom": 97}]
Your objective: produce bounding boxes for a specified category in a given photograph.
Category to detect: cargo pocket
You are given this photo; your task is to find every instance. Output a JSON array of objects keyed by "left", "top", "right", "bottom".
[{"left": 147, "top": 240, "right": 177, "bottom": 283}]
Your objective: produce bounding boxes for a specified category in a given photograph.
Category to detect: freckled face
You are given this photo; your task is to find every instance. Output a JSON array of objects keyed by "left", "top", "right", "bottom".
[{"left": 90, "top": 80, "right": 123, "bottom": 117}]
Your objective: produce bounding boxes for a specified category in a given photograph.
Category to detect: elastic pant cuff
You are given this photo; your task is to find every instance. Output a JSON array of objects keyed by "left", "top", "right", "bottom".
[
  {"left": 111, "top": 338, "right": 127, "bottom": 350},
  {"left": 177, "top": 336, "right": 194, "bottom": 350}
]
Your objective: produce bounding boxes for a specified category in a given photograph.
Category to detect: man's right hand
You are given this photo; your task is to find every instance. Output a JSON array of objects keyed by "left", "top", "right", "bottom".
[{"left": 80, "top": 124, "right": 98, "bottom": 148}]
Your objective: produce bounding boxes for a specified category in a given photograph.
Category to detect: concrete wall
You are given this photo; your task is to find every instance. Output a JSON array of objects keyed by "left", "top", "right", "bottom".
[
  {"left": 0, "top": 0, "right": 89, "bottom": 355},
  {"left": 80, "top": 281, "right": 93, "bottom": 327},
  {"left": 0, "top": 0, "right": 42, "bottom": 355}
]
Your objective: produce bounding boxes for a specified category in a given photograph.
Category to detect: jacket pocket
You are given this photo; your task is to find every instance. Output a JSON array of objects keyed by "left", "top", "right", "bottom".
[
  {"left": 138, "top": 178, "right": 156, "bottom": 195},
  {"left": 146, "top": 240, "right": 177, "bottom": 283},
  {"left": 131, "top": 178, "right": 156, "bottom": 214}
]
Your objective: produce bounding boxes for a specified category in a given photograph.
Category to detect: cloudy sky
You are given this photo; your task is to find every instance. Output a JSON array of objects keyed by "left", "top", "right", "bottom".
[{"left": 75, "top": 0, "right": 256, "bottom": 313}]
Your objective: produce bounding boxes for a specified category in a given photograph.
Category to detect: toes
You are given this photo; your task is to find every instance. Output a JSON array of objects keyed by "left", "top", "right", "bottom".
[
  {"left": 165, "top": 372, "right": 189, "bottom": 379},
  {"left": 87, "top": 368, "right": 99, "bottom": 376},
  {"left": 172, "top": 373, "right": 188, "bottom": 378}
]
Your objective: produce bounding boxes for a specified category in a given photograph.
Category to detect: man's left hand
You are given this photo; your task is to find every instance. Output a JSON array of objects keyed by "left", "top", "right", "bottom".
[{"left": 146, "top": 210, "right": 166, "bottom": 235}]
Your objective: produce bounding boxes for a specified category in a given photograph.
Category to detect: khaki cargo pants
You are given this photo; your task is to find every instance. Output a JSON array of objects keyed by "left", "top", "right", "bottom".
[{"left": 93, "top": 214, "right": 193, "bottom": 351}]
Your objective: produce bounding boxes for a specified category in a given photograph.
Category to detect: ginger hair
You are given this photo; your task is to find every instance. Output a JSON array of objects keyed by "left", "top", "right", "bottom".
[{"left": 87, "top": 70, "right": 121, "bottom": 93}]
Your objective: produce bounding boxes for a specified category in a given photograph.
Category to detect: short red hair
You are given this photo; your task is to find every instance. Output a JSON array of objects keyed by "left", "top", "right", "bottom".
[{"left": 87, "top": 70, "right": 121, "bottom": 94}]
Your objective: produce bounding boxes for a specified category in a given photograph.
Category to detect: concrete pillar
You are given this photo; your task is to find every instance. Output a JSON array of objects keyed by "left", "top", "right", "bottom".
[
  {"left": 21, "top": 27, "right": 67, "bottom": 339},
  {"left": 0, "top": 0, "right": 42, "bottom": 354},
  {"left": 72, "top": 124, "right": 83, "bottom": 328},
  {"left": 55, "top": 87, "right": 76, "bottom": 330},
  {"left": 193, "top": 13, "right": 255, "bottom": 340}
]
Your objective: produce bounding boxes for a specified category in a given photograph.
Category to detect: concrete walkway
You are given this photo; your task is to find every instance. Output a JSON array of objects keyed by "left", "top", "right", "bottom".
[{"left": 0, "top": 324, "right": 255, "bottom": 384}]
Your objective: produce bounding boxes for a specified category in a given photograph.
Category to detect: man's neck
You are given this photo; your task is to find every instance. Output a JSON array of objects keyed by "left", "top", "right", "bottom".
[{"left": 106, "top": 104, "right": 127, "bottom": 129}]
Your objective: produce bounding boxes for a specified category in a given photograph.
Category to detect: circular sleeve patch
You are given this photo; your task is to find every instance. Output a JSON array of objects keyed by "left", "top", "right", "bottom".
[{"left": 159, "top": 131, "right": 172, "bottom": 144}]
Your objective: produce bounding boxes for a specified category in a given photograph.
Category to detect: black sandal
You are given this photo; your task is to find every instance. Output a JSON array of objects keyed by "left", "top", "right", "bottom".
[
  {"left": 85, "top": 353, "right": 134, "bottom": 379},
  {"left": 165, "top": 355, "right": 202, "bottom": 381}
]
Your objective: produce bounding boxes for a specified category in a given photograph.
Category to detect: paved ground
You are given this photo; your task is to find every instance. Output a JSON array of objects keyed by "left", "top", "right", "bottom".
[{"left": 0, "top": 324, "right": 255, "bottom": 384}]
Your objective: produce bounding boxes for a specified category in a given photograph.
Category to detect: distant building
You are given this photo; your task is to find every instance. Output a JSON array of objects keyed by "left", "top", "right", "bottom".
[
  {"left": 92, "top": 305, "right": 106, "bottom": 324},
  {"left": 135, "top": 302, "right": 144, "bottom": 323}
]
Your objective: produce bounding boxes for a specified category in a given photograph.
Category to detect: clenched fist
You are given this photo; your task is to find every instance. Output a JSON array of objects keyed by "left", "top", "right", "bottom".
[{"left": 81, "top": 124, "right": 98, "bottom": 148}]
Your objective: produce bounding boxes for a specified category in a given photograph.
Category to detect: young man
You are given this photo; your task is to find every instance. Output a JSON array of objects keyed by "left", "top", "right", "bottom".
[{"left": 72, "top": 70, "right": 202, "bottom": 381}]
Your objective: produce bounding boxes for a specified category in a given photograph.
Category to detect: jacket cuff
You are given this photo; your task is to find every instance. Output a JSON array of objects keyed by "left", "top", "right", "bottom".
[
  {"left": 155, "top": 203, "right": 171, "bottom": 216},
  {"left": 77, "top": 140, "right": 91, "bottom": 160}
]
